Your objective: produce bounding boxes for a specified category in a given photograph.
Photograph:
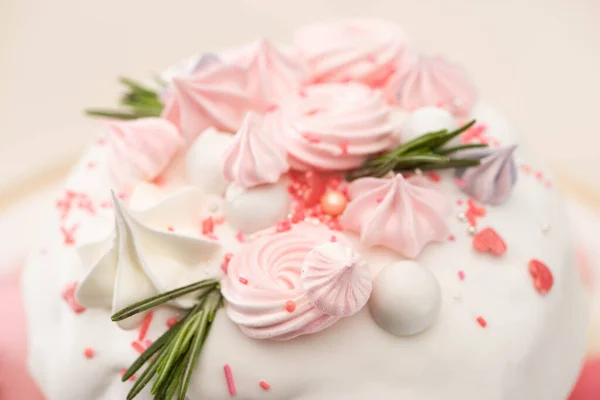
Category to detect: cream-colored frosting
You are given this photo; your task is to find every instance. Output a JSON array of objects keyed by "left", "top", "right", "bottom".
[{"left": 22, "top": 101, "right": 589, "bottom": 400}]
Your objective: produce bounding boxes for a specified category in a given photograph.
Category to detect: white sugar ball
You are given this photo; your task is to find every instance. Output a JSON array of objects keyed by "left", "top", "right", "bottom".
[
  {"left": 224, "top": 181, "right": 290, "bottom": 234},
  {"left": 400, "top": 107, "right": 457, "bottom": 144},
  {"left": 185, "top": 127, "right": 234, "bottom": 195},
  {"left": 368, "top": 261, "right": 441, "bottom": 337}
]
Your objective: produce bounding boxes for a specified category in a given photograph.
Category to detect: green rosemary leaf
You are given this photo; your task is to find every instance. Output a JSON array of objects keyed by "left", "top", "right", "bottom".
[
  {"left": 179, "top": 291, "right": 220, "bottom": 399},
  {"left": 152, "top": 312, "right": 201, "bottom": 394},
  {"left": 395, "top": 154, "right": 450, "bottom": 164},
  {"left": 438, "top": 143, "right": 488, "bottom": 155},
  {"left": 118, "top": 77, "right": 158, "bottom": 96},
  {"left": 112, "top": 279, "right": 218, "bottom": 322},
  {"left": 154, "top": 355, "right": 187, "bottom": 400},
  {"left": 126, "top": 347, "right": 171, "bottom": 400},
  {"left": 417, "top": 158, "right": 481, "bottom": 171},
  {"left": 84, "top": 109, "right": 140, "bottom": 120},
  {"left": 389, "top": 130, "right": 448, "bottom": 157},
  {"left": 431, "top": 120, "right": 476, "bottom": 150}
]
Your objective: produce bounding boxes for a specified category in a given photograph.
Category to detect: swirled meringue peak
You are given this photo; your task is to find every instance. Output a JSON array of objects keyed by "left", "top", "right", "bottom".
[
  {"left": 234, "top": 38, "right": 306, "bottom": 110},
  {"left": 282, "top": 83, "right": 395, "bottom": 171},
  {"left": 455, "top": 145, "right": 518, "bottom": 205},
  {"left": 104, "top": 117, "right": 184, "bottom": 192},
  {"left": 393, "top": 56, "right": 477, "bottom": 116},
  {"left": 340, "top": 174, "right": 451, "bottom": 258},
  {"left": 162, "top": 61, "right": 257, "bottom": 140},
  {"left": 301, "top": 241, "right": 372, "bottom": 317},
  {"left": 221, "top": 224, "right": 352, "bottom": 340},
  {"left": 222, "top": 112, "right": 289, "bottom": 188},
  {"left": 294, "top": 19, "right": 410, "bottom": 87}
]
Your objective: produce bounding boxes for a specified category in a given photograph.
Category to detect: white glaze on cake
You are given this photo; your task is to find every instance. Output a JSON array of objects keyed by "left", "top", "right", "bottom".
[{"left": 22, "top": 100, "right": 589, "bottom": 399}]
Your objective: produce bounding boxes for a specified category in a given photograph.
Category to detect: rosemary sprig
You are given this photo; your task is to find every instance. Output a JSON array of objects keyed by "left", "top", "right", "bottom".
[
  {"left": 85, "top": 76, "right": 164, "bottom": 120},
  {"left": 111, "top": 279, "right": 222, "bottom": 400},
  {"left": 346, "top": 120, "right": 485, "bottom": 180}
]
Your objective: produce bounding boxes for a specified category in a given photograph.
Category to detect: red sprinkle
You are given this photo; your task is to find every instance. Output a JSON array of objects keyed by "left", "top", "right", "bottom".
[
  {"left": 167, "top": 226, "right": 175, "bottom": 232},
  {"left": 448, "top": 235, "right": 456, "bottom": 242},
  {"left": 285, "top": 300, "right": 296, "bottom": 313},
  {"left": 330, "top": 235, "right": 337, "bottom": 242},
  {"left": 131, "top": 341, "right": 146, "bottom": 354},
  {"left": 205, "top": 233, "right": 219, "bottom": 240},
  {"left": 202, "top": 217, "right": 215, "bottom": 235},
  {"left": 266, "top": 104, "right": 279, "bottom": 113},
  {"left": 138, "top": 312, "right": 154, "bottom": 341},
  {"left": 476, "top": 316, "right": 487, "bottom": 328},
  {"left": 276, "top": 220, "right": 292, "bottom": 233},
  {"left": 427, "top": 172, "right": 441, "bottom": 182},
  {"left": 302, "top": 132, "right": 321, "bottom": 143},
  {"left": 221, "top": 253, "right": 233, "bottom": 274},
  {"left": 458, "top": 270, "right": 465, "bottom": 281},
  {"left": 236, "top": 232, "right": 246, "bottom": 243},
  {"left": 60, "top": 224, "right": 78, "bottom": 246},
  {"left": 166, "top": 317, "right": 179, "bottom": 328},
  {"left": 472, "top": 227, "right": 507, "bottom": 256},
  {"left": 535, "top": 171, "right": 544, "bottom": 180},
  {"left": 239, "top": 277, "right": 248, "bottom": 285},
  {"left": 338, "top": 141, "right": 349, "bottom": 155},
  {"left": 454, "top": 178, "right": 466, "bottom": 188},
  {"left": 83, "top": 348, "right": 95, "bottom": 359},
  {"left": 528, "top": 259, "right": 553, "bottom": 295},
  {"left": 61, "top": 282, "right": 86, "bottom": 314},
  {"left": 224, "top": 364, "right": 236, "bottom": 396},
  {"left": 291, "top": 210, "right": 305, "bottom": 223},
  {"left": 87, "top": 161, "right": 96, "bottom": 169},
  {"left": 259, "top": 381, "right": 271, "bottom": 391}
]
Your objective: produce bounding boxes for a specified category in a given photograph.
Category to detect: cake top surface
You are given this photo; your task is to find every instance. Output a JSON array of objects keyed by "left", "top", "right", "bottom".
[{"left": 22, "top": 18, "right": 589, "bottom": 400}]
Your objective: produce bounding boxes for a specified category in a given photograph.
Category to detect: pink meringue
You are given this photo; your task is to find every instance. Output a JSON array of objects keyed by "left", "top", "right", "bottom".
[
  {"left": 104, "top": 118, "right": 184, "bottom": 191},
  {"left": 294, "top": 19, "right": 410, "bottom": 87},
  {"left": 162, "top": 62, "right": 256, "bottom": 140},
  {"left": 222, "top": 112, "right": 289, "bottom": 188},
  {"left": 281, "top": 83, "right": 395, "bottom": 171},
  {"left": 301, "top": 242, "right": 372, "bottom": 317},
  {"left": 340, "top": 174, "right": 451, "bottom": 258},
  {"left": 233, "top": 38, "right": 306, "bottom": 110},
  {"left": 392, "top": 56, "right": 477, "bottom": 116},
  {"left": 221, "top": 224, "right": 345, "bottom": 340}
]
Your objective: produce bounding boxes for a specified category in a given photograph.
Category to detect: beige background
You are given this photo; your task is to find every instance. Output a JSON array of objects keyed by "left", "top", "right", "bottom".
[{"left": 0, "top": 0, "right": 599, "bottom": 199}]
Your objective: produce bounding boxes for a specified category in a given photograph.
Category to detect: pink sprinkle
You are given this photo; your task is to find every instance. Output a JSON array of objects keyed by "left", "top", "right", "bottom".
[
  {"left": 87, "top": 161, "right": 96, "bottom": 169},
  {"left": 476, "top": 316, "right": 487, "bottom": 328},
  {"left": 259, "top": 381, "right": 271, "bottom": 391},
  {"left": 236, "top": 232, "right": 246, "bottom": 243},
  {"left": 131, "top": 341, "right": 145, "bottom": 354},
  {"left": 427, "top": 172, "right": 441, "bottom": 182},
  {"left": 448, "top": 235, "right": 456, "bottom": 242},
  {"left": 456, "top": 199, "right": 464, "bottom": 206},
  {"left": 285, "top": 300, "right": 296, "bottom": 313},
  {"left": 202, "top": 217, "right": 215, "bottom": 235},
  {"left": 167, "top": 226, "right": 175, "bottom": 232},
  {"left": 454, "top": 178, "right": 466, "bottom": 188},
  {"left": 83, "top": 348, "right": 95, "bottom": 359},
  {"left": 338, "top": 141, "right": 349, "bottom": 155},
  {"left": 376, "top": 197, "right": 383, "bottom": 203},
  {"left": 458, "top": 270, "right": 465, "bottom": 280},
  {"left": 221, "top": 253, "right": 233, "bottom": 274},
  {"left": 224, "top": 364, "right": 236, "bottom": 396},
  {"left": 544, "top": 180, "right": 552, "bottom": 188},
  {"left": 138, "top": 312, "right": 154, "bottom": 341},
  {"left": 266, "top": 104, "right": 279, "bottom": 113},
  {"left": 276, "top": 220, "right": 292, "bottom": 233},
  {"left": 366, "top": 54, "right": 377, "bottom": 63},
  {"left": 60, "top": 224, "right": 78, "bottom": 246},
  {"left": 535, "top": 171, "right": 544, "bottom": 181},
  {"left": 61, "top": 282, "right": 86, "bottom": 314},
  {"left": 521, "top": 165, "right": 532, "bottom": 174},
  {"left": 330, "top": 235, "right": 337, "bottom": 242},
  {"left": 298, "top": 89, "right": 307, "bottom": 97},
  {"left": 166, "top": 317, "right": 179, "bottom": 328},
  {"left": 118, "top": 193, "right": 127, "bottom": 200},
  {"left": 96, "top": 138, "right": 106, "bottom": 145},
  {"left": 239, "top": 277, "right": 248, "bottom": 285},
  {"left": 120, "top": 368, "right": 136, "bottom": 382},
  {"left": 205, "top": 233, "right": 219, "bottom": 240},
  {"left": 302, "top": 132, "right": 321, "bottom": 143}
]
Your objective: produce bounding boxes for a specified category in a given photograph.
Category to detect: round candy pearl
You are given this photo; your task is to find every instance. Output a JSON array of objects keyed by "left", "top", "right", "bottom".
[
  {"left": 320, "top": 191, "right": 347, "bottom": 216},
  {"left": 368, "top": 261, "right": 441, "bottom": 337}
]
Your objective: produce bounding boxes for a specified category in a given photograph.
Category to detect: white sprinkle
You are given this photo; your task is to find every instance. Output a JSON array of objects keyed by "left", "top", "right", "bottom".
[
  {"left": 457, "top": 212, "right": 467, "bottom": 222},
  {"left": 414, "top": 168, "right": 423, "bottom": 176},
  {"left": 467, "top": 225, "right": 477, "bottom": 235},
  {"left": 541, "top": 223, "right": 551, "bottom": 233}
]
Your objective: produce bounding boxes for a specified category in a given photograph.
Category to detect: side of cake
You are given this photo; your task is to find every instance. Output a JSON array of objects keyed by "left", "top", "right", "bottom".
[{"left": 22, "top": 19, "right": 589, "bottom": 400}]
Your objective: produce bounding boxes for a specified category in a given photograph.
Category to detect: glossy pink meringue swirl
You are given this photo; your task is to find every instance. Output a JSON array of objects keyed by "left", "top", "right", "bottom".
[
  {"left": 301, "top": 241, "right": 372, "bottom": 317},
  {"left": 162, "top": 61, "right": 257, "bottom": 140},
  {"left": 392, "top": 56, "right": 477, "bottom": 116},
  {"left": 294, "top": 19, "right": 410, "bottom": 87},
  {"left": 340, "top": 174, "right": 451, "bottom": 258},
  {"left": 222, "top": 112, "right": 289, "bottom": 188},
  {"left": 104, "top": 118, "right": 184, "bottom": 191},
  {"left": 221, "top": 224, "right": 343, "bottom": 340},
  {"left": 234, "top": 38, "right": 306, "bottom": 110},
  {"left": 281, "top": 83, "right": 395, "bottom": 171}
]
